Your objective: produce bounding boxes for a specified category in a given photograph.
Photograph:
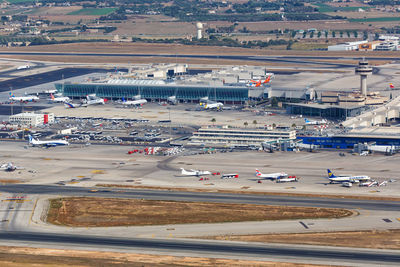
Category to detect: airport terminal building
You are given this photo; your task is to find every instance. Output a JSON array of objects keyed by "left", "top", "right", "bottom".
[
  {"left": 190, "top": 127, "right": 296, "bottom": 147},
  {"left": 55, "top": 81, "right": 260, "bottom": 104}
]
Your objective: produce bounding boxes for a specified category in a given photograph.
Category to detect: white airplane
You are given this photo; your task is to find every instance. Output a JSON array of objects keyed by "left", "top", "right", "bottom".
[
  {"left": 204, "top": 102, "right": 223, "bottom": 110},
  {"left": 49, "top": 93, "right": 70, "bottom": 103},
  {"left": 28, "top": 135, "right": 69, "bottom": 147},
  {"left": 276, "top": 176, "right": 298, "bottom": 183},
  {"left": 167, "top": 96, "right": 177, "bottom": 105},
  {"left": 120, "top": 97, "right": 147, "bottom": 106},
  {"left": 180, "top": 168, "right": 211, "bottom": 177},
  {"left": 304, "top": 118, "right": 327, "bottom": 125},
  {"left": 82, "top": 94, "right": 106, "bottom": 105},
  {"left": 0, "top": 162, "right": 23, "bottom": 172},
  {"left": 255, "top": 169, "right": 288, "bottom": 180},
  {"left": 326, "top": 169, "right": 370, "bottom": 184},
  {"left": 17, "top": 65, "right": 30, "bottom": 70},
  {"left": 9, "top": 93, "right": 39, "bottom": 102}
]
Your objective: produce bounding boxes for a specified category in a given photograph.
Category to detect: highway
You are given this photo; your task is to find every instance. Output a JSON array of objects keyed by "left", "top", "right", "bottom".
[{"left": 1, "top": 184, "right": 400, "bottom": 211}]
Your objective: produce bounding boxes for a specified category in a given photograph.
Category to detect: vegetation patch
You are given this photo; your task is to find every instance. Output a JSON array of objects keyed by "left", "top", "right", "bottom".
[
  {"left": 67, "top": 8, "right": 117, "bottom": 16},
  {"left": 47, "top": 197, "right": 353, "bottom": 227},
  {"left": 349, "top": 17, "right": 400, "bottom": 23},
  {"left": 315, "top": 3, "right": 369, "bottom": 13}
]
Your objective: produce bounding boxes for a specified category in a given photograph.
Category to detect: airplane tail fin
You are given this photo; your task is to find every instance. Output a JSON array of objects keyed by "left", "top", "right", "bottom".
[
  {"left": 64, "top": 102, "right": 74, "bottom": 108},
  {"left": 263, "top": 76, "right": 271, "bottom": 83},
  {"left": 255, "top": 169, "right": 262, "bottom": 176},
  {"left": 50, "top": 93, "right": 54, "bottom": 100},
  {"left": 305, "top": 118, "right": 310, "bottom": 123},
  {"left": 28, "top": 135, "right": 34, "bottom": 144},
  {"left": 327, "top": 169, "right": 336, "bottom": 178}
]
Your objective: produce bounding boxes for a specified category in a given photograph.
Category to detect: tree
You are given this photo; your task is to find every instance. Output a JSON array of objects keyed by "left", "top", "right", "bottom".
[
  {"left": 211, "top": 118, "right": 216, "bottom": 125},
  {"left": 292, "top": 123, "right": 296, "bottom": 128},
  {"left": 253, "top": 120, "right": 257, "bottom": 127},
  {"left": 272, "top": 123, "right": 276, "bottom": 129},
  {"left": 244, "top": 121, "right": 248, "bottom": 128}
]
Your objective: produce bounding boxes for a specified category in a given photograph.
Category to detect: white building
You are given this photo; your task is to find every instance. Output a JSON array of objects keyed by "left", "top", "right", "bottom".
[
  {"left": 328, "top": 40, "right": 368, "bottom": 51},
  {"left": 190, "top": 127, "right": 296, "bottom": 146},
  {"left": 9, "top": 112, "right": 54, "bottom": 127}
]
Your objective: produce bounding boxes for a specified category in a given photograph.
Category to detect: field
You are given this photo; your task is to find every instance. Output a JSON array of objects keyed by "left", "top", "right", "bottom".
[
  {"left": 208, "top": 230, "right": 400, "bottom": 250},
  {"left": 314, "top": 3, "right": 369, "bottom": 13},
  {"left": 67, "top": 8, "right": 117, "bottom": 16},
  {"left": 349, "top": 17, "right": 400, "bottom": 23},
  {"left": 6, "top": 0, "right": 35, "bottom": 3},
  {"left": 0, "top": 246, "right": 328, "bottom": 267},
  {"left": 46, "top": 197, "right": 353, "bottom": 227}
]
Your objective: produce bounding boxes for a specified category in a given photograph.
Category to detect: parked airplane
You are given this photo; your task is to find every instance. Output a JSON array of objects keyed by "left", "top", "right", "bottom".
[
  {"left": 326, "top": 169, "right": 370, "bottom": 184},
  {"left": 0, "top": 162, "right": 23, "bottom": 172},
  {"left": 255, "top": 169, "right": 288, "bottom": 180},
  {"left": 304, "top": 118, "right": 327, "bottom": 125},
  {"left": 28, "top": 135, "right": 69, "bottom": 147},
  {"left": 204, "top": 102, "right": 223, "bottom": 110},
  {"left": 82, "top": 94, "right": 106, "bottom": 105},
  {"left": 120, "top": 97, "right": 147, "bottom": 106},
  {"left": 276, "top": 176, "right": 298, "bottom": 183},
  {"left": 167, "top": 96, "right": 178, "bottom": 105},
  {"left": 49, "top": 93, "right": 70, "bottom": 103},
  {"left": 246, "top": 75, "right": 272, "bottom": 87},
  {"left": 180, "top": 168, "right": 211, "bottom": 177},
  {"left": 9, "top": 92, "right": 39, "bottom": 102},
  {"left": 17, "top": 64, "right": 30, "bottom": 70}
]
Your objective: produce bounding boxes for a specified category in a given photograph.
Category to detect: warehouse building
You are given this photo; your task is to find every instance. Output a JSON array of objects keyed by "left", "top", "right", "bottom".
[{"left": 9, "top": 112, "right": 54, "bottom": 127}]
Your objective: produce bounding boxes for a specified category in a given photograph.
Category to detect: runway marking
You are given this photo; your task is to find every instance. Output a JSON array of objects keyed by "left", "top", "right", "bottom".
[
  {"left": 299, "top": 221, "right": 309, "bottom": 229},
  {"left": 2, "top": 199, "right": 30, "bottom": 203},
  {"left": 29, "top": 198, "right": 38, "bottom": 225},
  {"left": 383, "top": 218, "right": 392, "bottom": 223}
]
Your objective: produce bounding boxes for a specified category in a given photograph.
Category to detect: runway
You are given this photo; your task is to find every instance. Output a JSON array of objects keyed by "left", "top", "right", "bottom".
[
  {"left": 1, "top": 184, "right": 399, "bottom": 211},
  {"left": 0, "top": 51, "right": 386, "bottom": 67},
  {"left": 0, "top": 231, "right": 399, "bottom": 265}
]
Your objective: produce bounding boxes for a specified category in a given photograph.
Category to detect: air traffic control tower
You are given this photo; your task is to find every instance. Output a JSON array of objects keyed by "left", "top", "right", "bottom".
[{"left": 355, "top": 59, "right": 373, "bottom": 96}]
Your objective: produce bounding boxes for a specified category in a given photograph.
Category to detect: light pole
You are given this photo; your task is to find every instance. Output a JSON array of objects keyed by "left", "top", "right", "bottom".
[{"left": 168, "top": 107, "right": 172, "bottom": 137}]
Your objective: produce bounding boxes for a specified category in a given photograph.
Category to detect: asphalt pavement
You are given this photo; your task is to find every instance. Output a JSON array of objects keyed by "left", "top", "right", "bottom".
[
  {"left": 0, "top": 231, "right": 399, "bottom": 265},
  {"left": 0, "top": 184, "right": 399, "bottom": 211}
]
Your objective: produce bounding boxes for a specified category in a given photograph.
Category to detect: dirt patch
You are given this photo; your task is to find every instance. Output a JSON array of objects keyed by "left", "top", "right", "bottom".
[
  {"left": 205, "top": 229, "right": 400, "bottom": 250},
  {"left": 0, "top": 246, "right": 328, "bottom": 267},
  {"left": 95, "top": 184, "right": 400, "bottom": 201},
  {"left": 47, "top": 197, "right": 353, "bottom": 227},
  {"left": 0, "top": 179, "right": 22, "bottom": 184}
]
